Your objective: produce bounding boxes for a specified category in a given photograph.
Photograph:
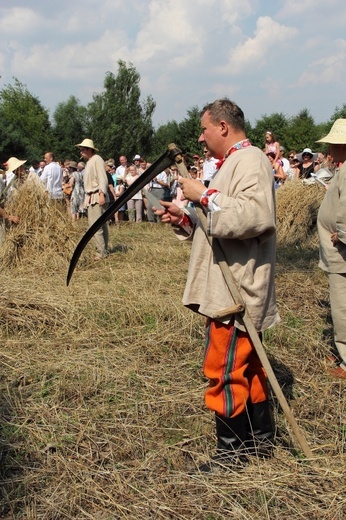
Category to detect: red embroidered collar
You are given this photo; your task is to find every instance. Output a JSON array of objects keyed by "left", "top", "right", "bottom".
[{"left": 215, "top": 139, "right": 252, "bottom": 170}]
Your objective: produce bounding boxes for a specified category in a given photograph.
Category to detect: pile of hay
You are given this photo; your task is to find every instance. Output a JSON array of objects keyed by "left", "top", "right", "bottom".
[
  {"left": 276, "top": 180, "right": 325, "bottom": 246},
  {"left": 0, "top": 176, "right": 91, "bottom": 269}
]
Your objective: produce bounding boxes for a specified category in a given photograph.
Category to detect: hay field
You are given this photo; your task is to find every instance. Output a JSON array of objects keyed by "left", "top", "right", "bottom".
[{"left": 0, "top": 181, "right": 345, "bottom": 519}]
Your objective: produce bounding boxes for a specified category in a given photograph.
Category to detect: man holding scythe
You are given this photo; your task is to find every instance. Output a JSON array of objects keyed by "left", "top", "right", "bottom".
[{"left": 156, "top": 98, "right": 280, "bottom": 469}]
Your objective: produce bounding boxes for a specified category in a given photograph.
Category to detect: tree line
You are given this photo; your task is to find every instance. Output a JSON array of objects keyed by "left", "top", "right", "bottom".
[{"left": 1, "top": 60, "right": 345, "bottom": 166}]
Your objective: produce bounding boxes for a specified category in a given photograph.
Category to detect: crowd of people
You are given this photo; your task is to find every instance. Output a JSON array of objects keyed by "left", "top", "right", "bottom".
[
  {"left": 264, "top": 130, "right": 337, "bottom": 188},
  {"left": 0, "top": 130, "right": 340, "bottom": 256}
]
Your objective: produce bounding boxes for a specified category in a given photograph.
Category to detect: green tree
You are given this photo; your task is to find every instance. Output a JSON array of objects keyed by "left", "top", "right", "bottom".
[
  {"left": 0, "top": 78, "right": 53, "bottom": 164},
  {"left": 151, "top": 120, "right": 180, "bottom": 159},
  {"left": 52, "top": 96, "right": 88, "bottom": 161},
  {"left": 86, "top": 61, "right": 156, "bottom": 160},
  {"left": 285, "top": 109, "right": 320, "bottom": 153},
  {"left": 177, "top": 106, "right": 202, "bottom": 157},
  {"left": 252, "top": 113, "right": 289, "bottom": 150}
]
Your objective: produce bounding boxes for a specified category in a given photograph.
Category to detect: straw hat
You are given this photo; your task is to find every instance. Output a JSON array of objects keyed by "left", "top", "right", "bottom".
[
  {"left": 316, "top": 119, "right": 346, "bottom": 144},
  {"left": 5, "top": 157, "right": 27, "bottom": 172},
  {"left": 75, "top": 138, "right": 99, "bottom": 151},
  {"left": 67, "top": 160, "right": 78, "bottom": 169},
  {"left": 296, "top": 148, "right": 318, "bottom": 162}
]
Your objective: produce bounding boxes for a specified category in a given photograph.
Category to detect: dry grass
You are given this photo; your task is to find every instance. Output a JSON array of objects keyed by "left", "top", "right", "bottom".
[{"left": 0, "top": 180, "right": 345, "bottom": 519}]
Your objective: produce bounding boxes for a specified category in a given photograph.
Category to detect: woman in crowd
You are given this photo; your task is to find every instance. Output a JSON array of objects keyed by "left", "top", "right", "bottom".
[
  {"left": 197, "top": 157, "right": 204, "bottom": 179},
  {"left": 125, "top": 165, "right": 143, "bottom": 222},
  {"left": 266, "top": 151, "right": 286, "bottom": 188},
  {"left": 286, "top": 151, "right": 301, "bottom": 181},
  {"left": 68, "top": 161, "right": 85, "bottom": 222},
  {"left": 296, "top": 148, "right": 319, "bottom": 179}
]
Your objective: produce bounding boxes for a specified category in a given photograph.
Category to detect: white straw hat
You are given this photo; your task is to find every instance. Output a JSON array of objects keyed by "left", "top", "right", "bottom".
[
  {"left": 316, "top": 119, "right": 346, "bottom": 144},
  {"left": 296, "top": 148, "right": 318, "bottom": 162},
  {"left": 75, "top": 138, "right": 99, "bottom": 151},
  {"left": 5, "top": 157, "right": 27, "bottom": 172}
]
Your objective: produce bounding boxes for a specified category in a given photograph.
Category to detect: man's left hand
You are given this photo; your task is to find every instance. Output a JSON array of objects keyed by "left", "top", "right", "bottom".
[
  {"left": 179, "top": 177, "right": 205, "bottom": 202},
  {"left": 331, "top": 232, "right": 339, "bottom": 246},
  {"left": 99, "top": 192, "right": 106, "bottom": 206}
]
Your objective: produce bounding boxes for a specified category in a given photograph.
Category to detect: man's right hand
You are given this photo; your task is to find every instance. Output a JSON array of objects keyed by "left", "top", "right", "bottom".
[{"left": 153, "top": 201, "right": 183, "bottom": 225}]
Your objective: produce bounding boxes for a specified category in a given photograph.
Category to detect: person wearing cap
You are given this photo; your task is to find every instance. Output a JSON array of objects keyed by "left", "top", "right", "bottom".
[
  {"left": 317, "top": 119, "right": 346, "bottom": 380},
  {"left": 76, "top": 138, "right": 109, "bottom": 259},
  {"left": 192, "top": 154, "right": 200, "bottom": 169},
  {"left": 40, "top": 152, "right": 63, "bottom": 200},
  {"left": 133, "top": 154, "right": 141, "bottom": 173}
]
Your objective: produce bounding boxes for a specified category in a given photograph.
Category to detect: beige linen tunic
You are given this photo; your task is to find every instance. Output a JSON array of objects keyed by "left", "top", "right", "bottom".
[
  {"left": 179, "top": 145, "right": 280, "bottom": 333},
  {"left": 83, "top": 154, "right": 109, "bottom": 207},
  {"left": 317, "top": 162, "right": 346, "bottom": 274}
]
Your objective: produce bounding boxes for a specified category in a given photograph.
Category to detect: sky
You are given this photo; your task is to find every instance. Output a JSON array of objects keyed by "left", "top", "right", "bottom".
[{"left": 0, "top": 0, "right": 346, "bottom": 129}]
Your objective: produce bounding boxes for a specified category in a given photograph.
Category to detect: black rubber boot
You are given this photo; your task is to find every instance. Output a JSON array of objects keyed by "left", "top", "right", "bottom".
[
  {"left": 199, "top": 413, "right": 249, "bottom": 472},
  {"left": 245, "top": 400, "right": 275, "bottom": 458}
]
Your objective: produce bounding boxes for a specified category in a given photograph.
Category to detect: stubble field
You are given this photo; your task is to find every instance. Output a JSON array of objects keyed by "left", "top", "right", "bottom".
[{"left": 0, "top": 180, "right": 345, "bottom": 519}]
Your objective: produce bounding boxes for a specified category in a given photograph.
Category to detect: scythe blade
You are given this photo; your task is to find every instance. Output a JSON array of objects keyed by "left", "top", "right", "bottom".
[{"left": 66, "top": 146, "right": 179, "bottom": 285}]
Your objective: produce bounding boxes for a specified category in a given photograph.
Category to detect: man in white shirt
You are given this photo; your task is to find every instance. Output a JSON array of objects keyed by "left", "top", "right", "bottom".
[
  {"left": 147, "top": 170, "right": 170, "bottom": 222},
  {"left": 29, "top": 160, "right": 41, "bottom": 175},
  {"left": 202, "top": 147, "right": 218, "bottom": 187},
  {"left": 40, "top": 152, "right": 63, "bottom": 200},
  {"left": 115, "top": 155, "right": 128, "bottom": 181},
  {"left": 279, "top": 147, "right": 290, "bottom": 173}
]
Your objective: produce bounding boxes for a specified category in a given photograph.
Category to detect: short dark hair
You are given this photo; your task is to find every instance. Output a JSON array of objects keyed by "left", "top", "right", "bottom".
[{"left": 201, "top": 98, "right": 245, "bottom": 132}]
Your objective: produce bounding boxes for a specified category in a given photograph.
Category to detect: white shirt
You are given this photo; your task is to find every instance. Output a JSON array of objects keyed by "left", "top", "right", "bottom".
[
  {"left": 151, "top": 171, "right": 168, "bottom": 188},
  {"left": 40, "top": 162, "right": 63, "bottom": 199},
  {"left": 281, "top": 157, "right": 290, "bottom": 173},
  {"left": 5, "top": 171, "right": 16, "bottom": 195},
  {"left": 203, "top": 157, "right": 218, "bottom": 182},
  {"left": 115, "top": 165, "right": 126, "bottom": 180},
  {"left": 29, "top": 166, "right": 41, "bottom": 175}
]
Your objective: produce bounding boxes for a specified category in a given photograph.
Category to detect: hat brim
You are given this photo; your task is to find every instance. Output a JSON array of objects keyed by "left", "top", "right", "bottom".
[
  {"left": 296, "top": 152, "right": 318, "bottom": 162},
  {"left": 75, "top": 141, "right": 99, "bottom": 151},
  {"left": 316, "top": 134, "right": 346, "bottom": 144}
]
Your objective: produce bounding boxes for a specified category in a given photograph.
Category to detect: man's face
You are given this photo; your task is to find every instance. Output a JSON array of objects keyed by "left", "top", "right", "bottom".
[
  {"left": 329, "top": 143, "right": 346, "bottom": 163},
  {"left": 119, "top": 156, "right": 127, "bottom": 166},
  {"left": 44, "top": 153, "right": 52, "bottom": 163},
  {"left": 198, "top": 111, "right": 221, "bottom": 158},
  {"left": 39, "top": 161, "right": 46, "bottom": 170},
  {"left": 79, "top": 147, "right": 93, "bottom": 160}
]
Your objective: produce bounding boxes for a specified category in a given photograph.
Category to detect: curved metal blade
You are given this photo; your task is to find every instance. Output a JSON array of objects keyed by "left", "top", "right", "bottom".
[{"left": 66, "top": 148, "right": 175, "bottom": 285}]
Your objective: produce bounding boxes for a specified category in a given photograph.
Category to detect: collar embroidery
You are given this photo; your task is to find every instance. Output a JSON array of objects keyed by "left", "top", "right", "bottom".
[{"left": 215, "top": 139, "right": 252, "bottom": 170}]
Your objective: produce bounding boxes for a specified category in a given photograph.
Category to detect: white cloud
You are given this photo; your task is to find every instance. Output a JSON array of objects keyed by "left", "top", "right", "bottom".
[
  {"left": 216, "top": 16, "right": 297, "bottom": 74},
  {"left": 295, "top": 39, "right": 346, "bottom": 86},
  {"left": 0, "top": 0, "right": 345, "bottom": 128},
  {"left": 130, "top": 0, "right": 201, "bottom": 67},
  {"left": 0, "top": 7, "right": 42, "bottom": 33}
]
